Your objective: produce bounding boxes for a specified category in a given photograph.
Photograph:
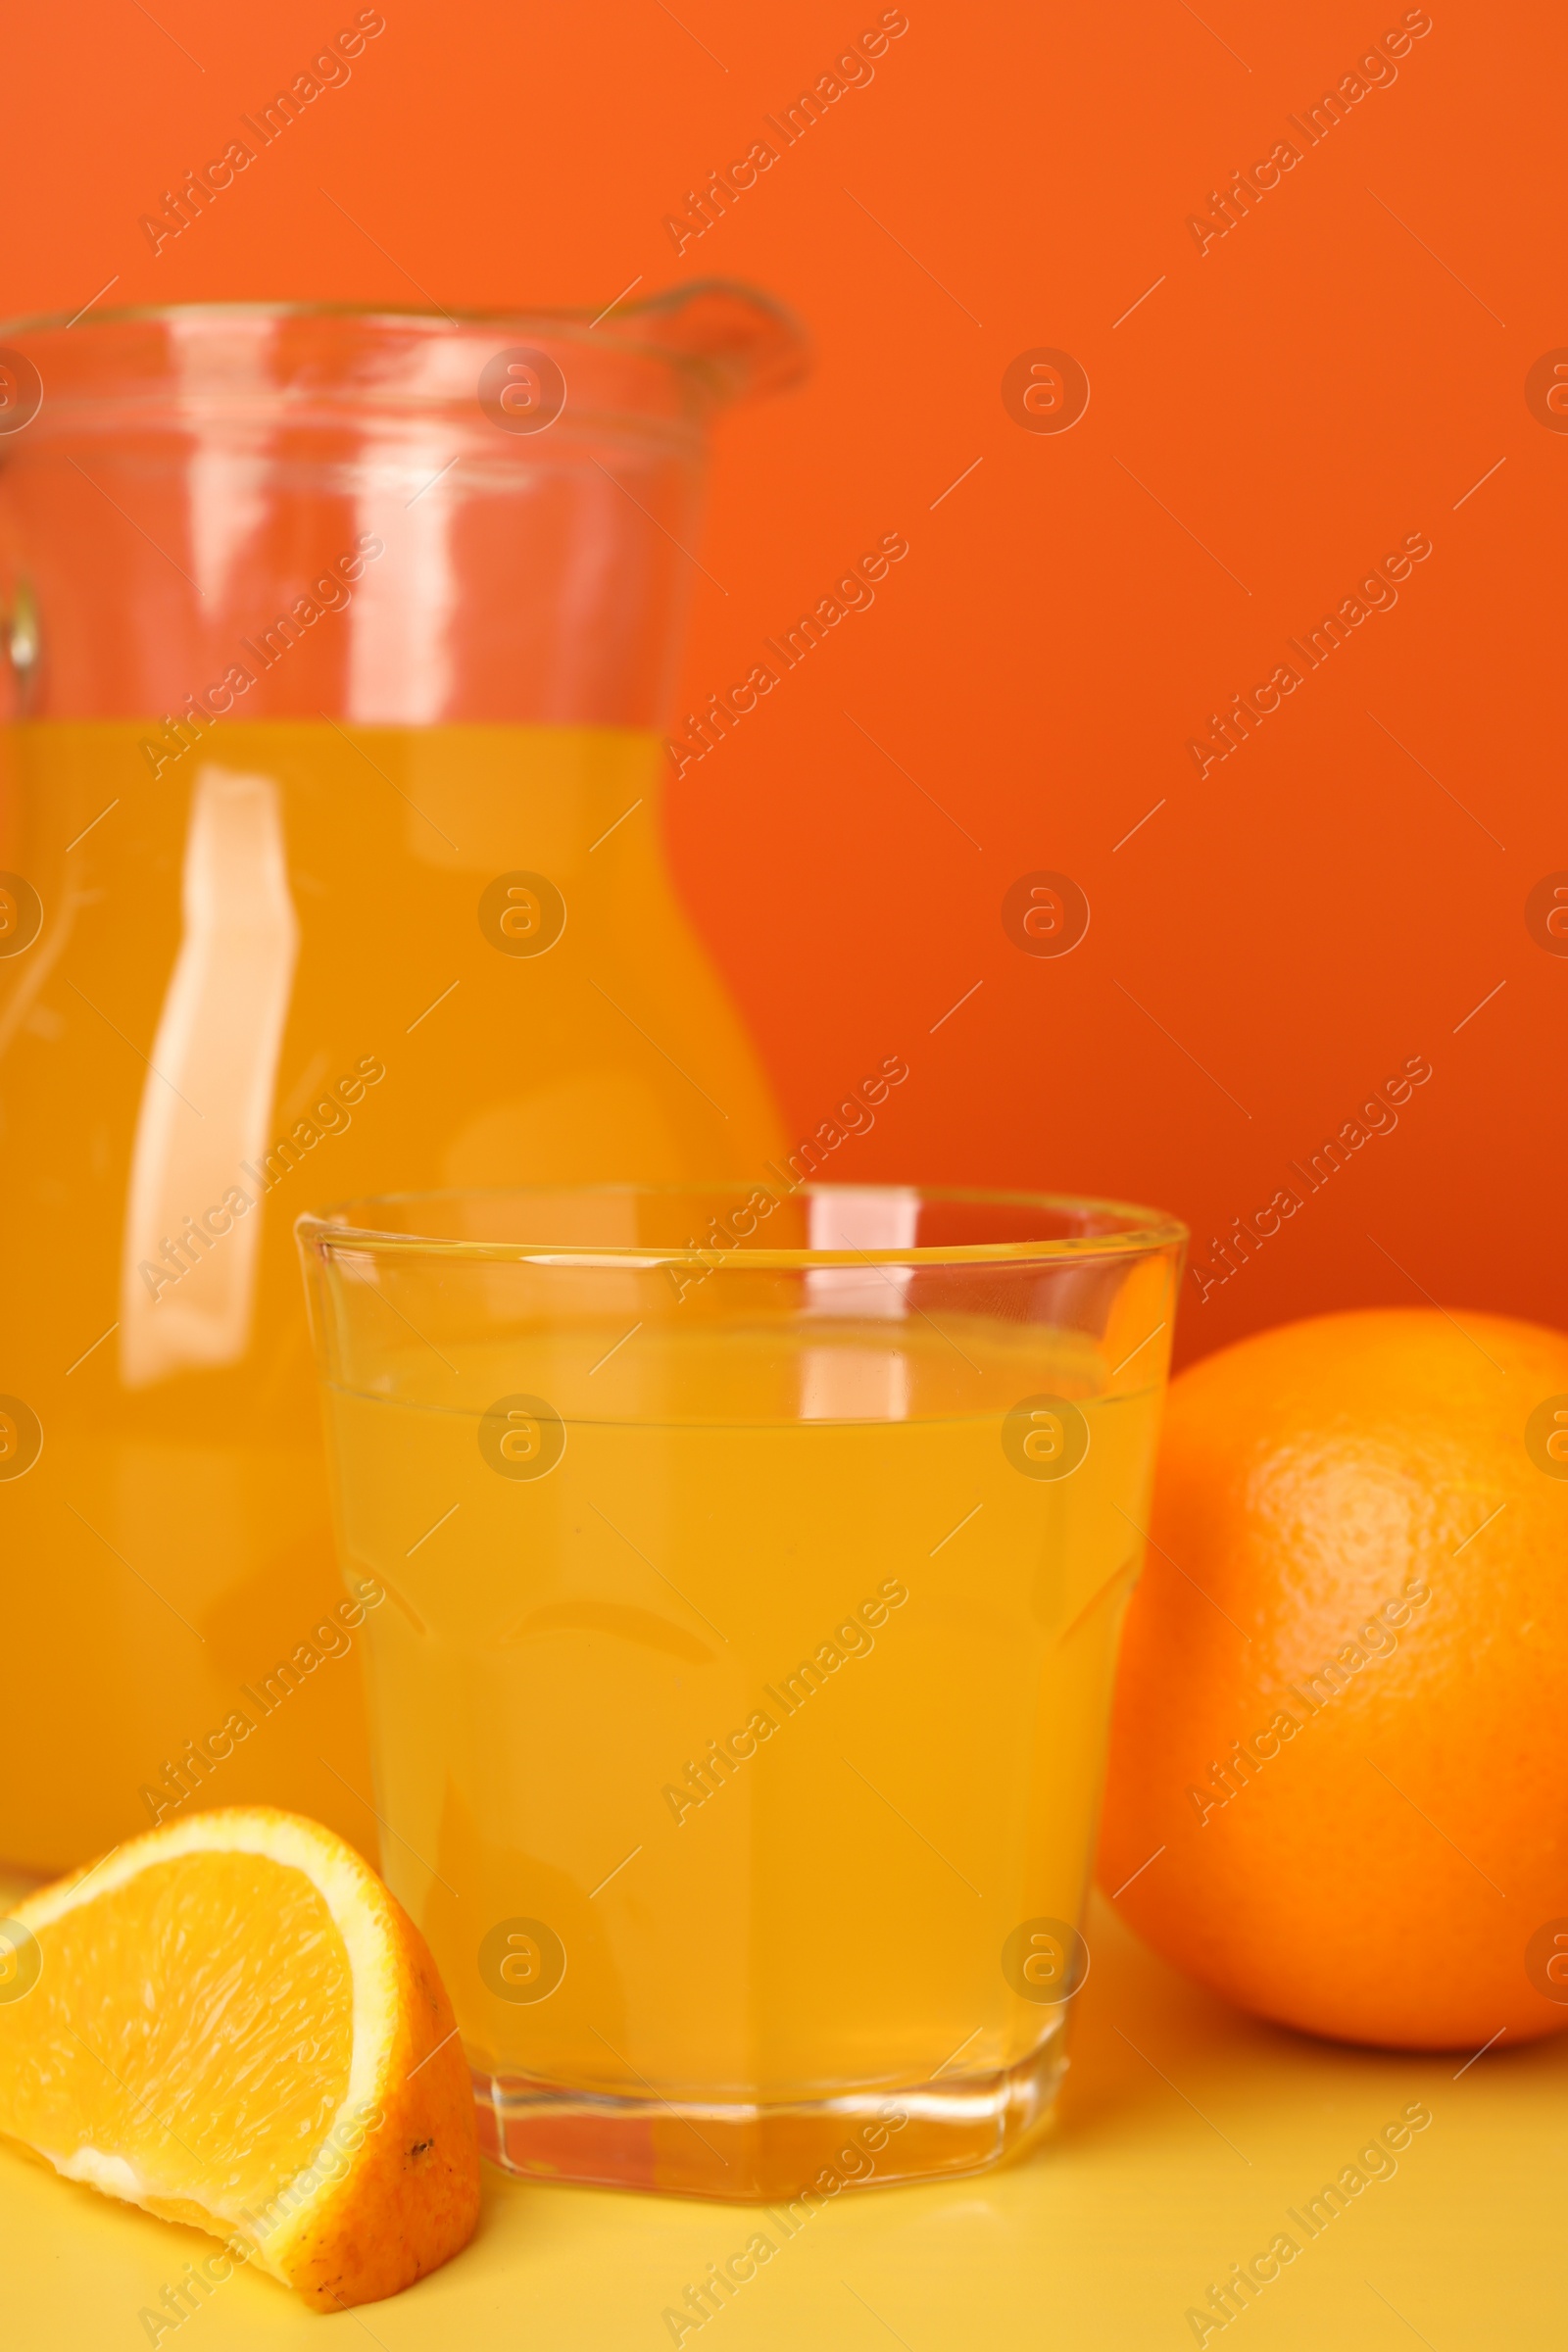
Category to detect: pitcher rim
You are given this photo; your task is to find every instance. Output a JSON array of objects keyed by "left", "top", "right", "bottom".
[{"left": 0, "top": 285, "right": 808, "bottom": 400}]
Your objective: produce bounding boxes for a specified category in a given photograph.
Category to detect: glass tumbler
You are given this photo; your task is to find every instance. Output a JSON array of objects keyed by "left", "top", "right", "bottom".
[{"left": 297, "top": 1180, "right": 1186, "bottom": 2200}]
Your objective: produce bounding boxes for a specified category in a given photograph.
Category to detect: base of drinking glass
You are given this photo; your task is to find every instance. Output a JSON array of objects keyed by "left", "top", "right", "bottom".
[{"left": 473, "top": 2032, "right": 1065, "bottom": 2200}]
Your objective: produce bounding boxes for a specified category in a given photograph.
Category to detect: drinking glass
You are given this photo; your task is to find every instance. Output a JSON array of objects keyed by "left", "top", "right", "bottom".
[{"left": 297, "top": 1180, "right": 1185, "bottom": 2199}]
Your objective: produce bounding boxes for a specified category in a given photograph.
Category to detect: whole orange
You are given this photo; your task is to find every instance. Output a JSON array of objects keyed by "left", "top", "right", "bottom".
[{"left": 1099, "top": 1306, "right": 1568, "bottom": 2049}]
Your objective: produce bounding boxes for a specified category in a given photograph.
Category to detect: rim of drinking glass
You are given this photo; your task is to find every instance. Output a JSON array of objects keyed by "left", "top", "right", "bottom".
[
  {"left": 0, "top": 290, "right": 800, "bottom": 382},
  {"left": 296, "top": 1182, "right": 1188, "bottom": 1271}
]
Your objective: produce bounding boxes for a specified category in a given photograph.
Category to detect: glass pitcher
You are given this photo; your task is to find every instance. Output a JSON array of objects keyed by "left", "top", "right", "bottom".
[{"left": 0, "top": 291, "right": 801, "bottom": 1875}]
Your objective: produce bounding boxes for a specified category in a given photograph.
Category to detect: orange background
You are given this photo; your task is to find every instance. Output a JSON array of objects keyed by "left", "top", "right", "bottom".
[{"left": 9, "top": 0, "right": 1562, "bottom": 1366}]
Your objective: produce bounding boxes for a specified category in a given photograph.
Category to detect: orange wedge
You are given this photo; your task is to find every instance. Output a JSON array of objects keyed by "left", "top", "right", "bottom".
[{"left": 0, "top": 1807, "right": 479, "bottom": 2311}]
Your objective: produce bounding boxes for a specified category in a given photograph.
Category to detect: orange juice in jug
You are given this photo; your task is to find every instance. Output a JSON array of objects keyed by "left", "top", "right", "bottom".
[{"left": 0, "top": 294, "right": 803, "bottom": 1870}]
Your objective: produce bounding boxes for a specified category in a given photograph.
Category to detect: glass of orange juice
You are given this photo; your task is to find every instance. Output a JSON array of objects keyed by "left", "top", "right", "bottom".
[{"left": 297, "top": 1180, "right": 1185, "bottom": 2200}]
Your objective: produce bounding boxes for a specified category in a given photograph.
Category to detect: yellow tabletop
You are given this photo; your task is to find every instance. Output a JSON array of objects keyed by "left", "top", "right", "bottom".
[{"left": 0, "top": 1891, "right": 1556, "bottom": 2350}]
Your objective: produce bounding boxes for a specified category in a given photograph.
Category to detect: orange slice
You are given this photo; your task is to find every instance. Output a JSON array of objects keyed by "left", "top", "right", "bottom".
[{"left": 0, "top": 1807, "right": 479, "bottom": 2310}]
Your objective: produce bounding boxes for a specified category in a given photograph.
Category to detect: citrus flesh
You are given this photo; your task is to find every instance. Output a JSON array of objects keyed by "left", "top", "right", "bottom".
[{"left": 0, "top": 1808, "right": 479, "bottom": 2308}]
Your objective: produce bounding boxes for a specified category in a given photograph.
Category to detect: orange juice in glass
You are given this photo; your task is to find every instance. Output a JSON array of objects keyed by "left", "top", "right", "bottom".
[{"left": 299, "top": 1181, "right": 1184, "bottom": 2200}]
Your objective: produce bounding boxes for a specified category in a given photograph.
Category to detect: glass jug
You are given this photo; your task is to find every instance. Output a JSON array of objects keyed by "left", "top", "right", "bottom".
[{"left": 0, "top": 291, "right": 801, "bottom": 1874}]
